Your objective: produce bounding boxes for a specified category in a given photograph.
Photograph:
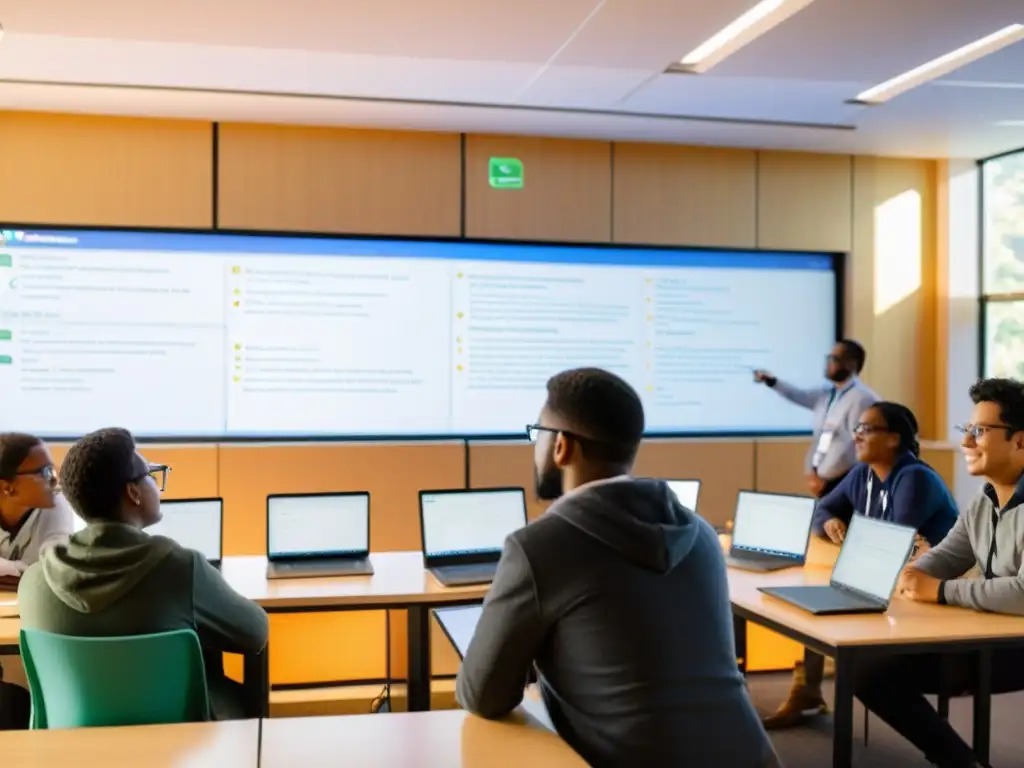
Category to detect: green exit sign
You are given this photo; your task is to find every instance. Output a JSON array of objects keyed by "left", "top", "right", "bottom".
[{"left": 488, "top": 157, "right": 524, "bottom": 189}]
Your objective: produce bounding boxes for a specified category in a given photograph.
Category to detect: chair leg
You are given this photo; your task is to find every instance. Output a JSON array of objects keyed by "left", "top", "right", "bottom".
[{"left": 863, "top": 704, "right": 870, "bottom": 746}]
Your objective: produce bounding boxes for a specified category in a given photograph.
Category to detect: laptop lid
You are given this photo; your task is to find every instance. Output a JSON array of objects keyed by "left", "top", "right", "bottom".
[
  {"left": 149, "top": 498, "right": 223, "bottom": 564},
  {"left": 434, "top": 605, "right": 484, "bottom": 660},
  {"left": 664, "top": 479, "right": 701, "bottom": 512},
  {"left": 266, "top": 492, "right": 371, "bottom": 562},
  {"left": 731, "top": 491, "right": 815, "bottom": 560},
  {"left": 830, "top": 515, "right": 916, "bottom": 605},
  {"left": 419, "top": 488, "right": 528, "bottom": 567}
]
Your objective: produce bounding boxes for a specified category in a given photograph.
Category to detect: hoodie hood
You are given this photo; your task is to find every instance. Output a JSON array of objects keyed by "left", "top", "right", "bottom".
[
  {"left": 39, "top": 522, "right": 176, "bottom": 614},
  {"left": 547, "top": 477, "right": 701, "bottom": 573}
]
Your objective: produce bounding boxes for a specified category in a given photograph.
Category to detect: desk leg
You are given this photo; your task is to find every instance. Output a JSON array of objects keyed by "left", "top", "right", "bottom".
[
  {"left": 972, "top": 647, "right": 992, "bottom": 764},
  {"left": 407, "top": 606, "right": 432, "bottom": 712},
  {"left": 832, "top": 649, "right": 854, "bottom": 768},
  {"left": 733, "top": 615, "right": 747, "bottom": 676},
  {"left": 243, "top": 645, "right": 270, "bottom": 719}
]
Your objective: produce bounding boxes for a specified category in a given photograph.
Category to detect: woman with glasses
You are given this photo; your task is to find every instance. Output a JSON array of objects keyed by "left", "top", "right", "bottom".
[
  {"left": 763, "top": 401, "right": 959, "bottom": 730},
  {"left": 0, "top": 432, "right": 74, "bottom": 730}
]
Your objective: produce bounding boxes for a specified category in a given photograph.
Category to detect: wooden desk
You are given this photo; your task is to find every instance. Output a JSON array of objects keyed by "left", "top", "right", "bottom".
[
  {"left": 260, "top": 710, "right": 586, "bottom": 767},
  {"left": 0, "top": 591, "right": 18, "bottom": 618},
  {"left": 222, "top": 552, "right": 487, "bottom": 712},
  {"left": 0, "top": 719, "right": 259, "bottom": 766},
  {"left": 0, "top": 617, "right": 19, "bottom": 654},
  {"left": 728, "top": 550, "right": 1024, "bottom": 768}
]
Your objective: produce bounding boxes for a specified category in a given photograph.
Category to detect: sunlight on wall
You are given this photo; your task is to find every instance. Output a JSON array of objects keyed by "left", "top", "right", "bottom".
[{"left": 873, "top": 189, "right": 923, "bottom": 317}]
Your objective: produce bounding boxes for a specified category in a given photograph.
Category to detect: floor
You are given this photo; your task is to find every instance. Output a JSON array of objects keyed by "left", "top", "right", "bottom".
[{"left": 749, "top": 672, "right": 1022, "bottom": 767}]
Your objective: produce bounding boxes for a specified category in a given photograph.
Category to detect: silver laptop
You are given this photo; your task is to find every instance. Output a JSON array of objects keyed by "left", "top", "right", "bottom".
[
  {"left": 665, "top": 479, "right": 701, "bottom": 512},
  {"left": 265, "top": 492, "right": 374, "bottom": 579},
  {"left": 420, "top": 488, "right": 528, "bottom": 587},
  {"left": 759, "top": 516, "right": 916, "bottom": 615},
  {"left": 725, "top": 491, "right": 815, "bottom": 571},
  {"left": 149, "top": 498, "right": 223, "bottom": 568}
]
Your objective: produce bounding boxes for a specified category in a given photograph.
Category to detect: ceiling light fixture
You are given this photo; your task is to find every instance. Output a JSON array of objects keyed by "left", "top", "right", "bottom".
[
  {"left": 675, "top": 0, "right": 819, "bottom": 74},
  {"left": 854, "top": 24, "right": 1024, "bottom": 105}
]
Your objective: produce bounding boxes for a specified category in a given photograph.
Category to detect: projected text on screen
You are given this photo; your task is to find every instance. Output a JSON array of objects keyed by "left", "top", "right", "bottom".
[{"left": 0, "top": 229, "right": 837, "bottom": 438}]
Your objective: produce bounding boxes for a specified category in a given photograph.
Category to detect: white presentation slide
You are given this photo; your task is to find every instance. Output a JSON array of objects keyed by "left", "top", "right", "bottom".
[
  {"left": 732, "top": 492, "right": 815, "bottom": 556},
  {"left": 0, "top": 230, "right": 836, "bottom": 437},
  {"left": 267, "top": 494, "right": 369, "bottom": 557},
  {"left": 665, "top": 480, "right": 701, "bottom": 511},
  {"left": 831, "top": 517, "right": 916, "bottom": 600},
  {"left": 421, "top": 490, "right": 526, "bottom": 557},
  {"left": 435, "top": 605, "right": 483, "bottom": 657},
  {"left": 149, "top": 500, "right": 222, "bottom": 561}
]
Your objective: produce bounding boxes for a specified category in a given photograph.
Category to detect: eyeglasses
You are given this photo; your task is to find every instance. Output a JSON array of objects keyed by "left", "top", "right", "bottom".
[
  {"left": 853, "top": 423, "right": 889, "bottom": 436},
  {"left": 956, "top": 423, "right": 1017, "bottom": 440},
  {"left": 15, "top": 464, "right": 58, "bottom": 487},
  {"left": 131, "top": 464, "right": 171, "bottom": 492},
  {"left": 526, "top": 424, "right": 600, "bottom": 445}
]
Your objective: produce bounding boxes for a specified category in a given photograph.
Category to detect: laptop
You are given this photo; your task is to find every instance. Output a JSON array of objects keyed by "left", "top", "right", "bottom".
[
  {"left": 265, "top": 492, "right": 374, "bottom": 579},
  {"left": 664, "top": 479, "right": 701, "bottom": 512},
  {"left": 420, "top": 488, "right": 528, "bottom": 587},
  {"left": 433, "top": 605, "right": 484, "bottom": 659},
  {"left": 149, "top": 498, "right": 224, "bottom": 568},
  {"left": 725, "top": 491, "right": 815, "bottom": 571},
  {"left": 759, "top": 516, "right": 916, "bottom": 615}
]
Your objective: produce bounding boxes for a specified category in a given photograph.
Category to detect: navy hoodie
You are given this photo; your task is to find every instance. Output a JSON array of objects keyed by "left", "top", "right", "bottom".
[
  {"left": 455, "top": 477, "right": 779, "bottom": 768},
  {"left": 812, "top": 452, "right": 958, "bottom": 546}
]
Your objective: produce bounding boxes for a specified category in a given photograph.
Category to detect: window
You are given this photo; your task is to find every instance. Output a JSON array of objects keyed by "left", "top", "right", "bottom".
[{"left": 981, "top": 149, "right": 1024, "bottom": 378}]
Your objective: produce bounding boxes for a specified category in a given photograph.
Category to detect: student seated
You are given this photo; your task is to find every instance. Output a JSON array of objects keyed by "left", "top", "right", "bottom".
[
  {"left": 857, "top": 379, "right": 1024, "bottom": 768},
  {"left": 0, "top": 432, "right": 73, "bottom": 729},
  {"left": 763, "top": 402, "right": 958, "bottom": 729},
  {"left": 456, "top": 368, "right": 779, "bottom": 767},
  {"left": 18, "top": 427, "right": 269, "bottom": 721}
]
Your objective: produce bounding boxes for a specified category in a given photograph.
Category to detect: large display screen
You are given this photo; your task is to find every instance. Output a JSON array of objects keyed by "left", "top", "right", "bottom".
[{"left": 0, "top": 228, "right": 837, "bottom": 439}]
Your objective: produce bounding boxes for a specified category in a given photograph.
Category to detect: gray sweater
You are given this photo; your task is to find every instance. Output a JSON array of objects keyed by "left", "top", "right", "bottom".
[
  {"left": 0, "top": 495, "right": 74, "bottom": 577},
  {"left": 915, "top": 474, "right": 1024, "bottom": 614},
  {"left": 455, "top": 477, "right": 779, "bottom": 768}
]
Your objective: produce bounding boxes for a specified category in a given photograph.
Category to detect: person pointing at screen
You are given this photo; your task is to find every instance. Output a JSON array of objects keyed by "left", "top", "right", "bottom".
[{"left": 754, "top": 339, "right": 878, "bottom": 498}]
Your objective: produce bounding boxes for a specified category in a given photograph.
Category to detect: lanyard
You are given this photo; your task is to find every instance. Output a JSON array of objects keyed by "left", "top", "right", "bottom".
[
  {"left": 824, "top": 384, "right": 851, "bottom": 419},
  {"left": 865, "top": 475, "right": 888, "bottom": 519}
]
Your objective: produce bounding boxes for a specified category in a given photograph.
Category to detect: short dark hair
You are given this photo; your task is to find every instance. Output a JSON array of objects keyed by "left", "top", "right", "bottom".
[
  {"left": 544, "top": 368, "right": 645, "bottom": 464},
  {"left": 969, "top": 378, "right": 1024, "bottom": 432},
  {"left": 839, "top": 339, "right": 867, "bottom": 373},
  {"left": 60, "top": 428, "right": 138, "bottom": 521},
  {"left": 0, "top": 433, "right": 43, "bottom": 481},
  {"left": 873, "top": 402, "right": 920, "bottom": 457}
]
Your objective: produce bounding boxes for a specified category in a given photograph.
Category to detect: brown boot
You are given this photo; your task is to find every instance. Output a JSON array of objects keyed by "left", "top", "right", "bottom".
[{"left": 762, "top": 661, "right": 829, "bottom": 730}]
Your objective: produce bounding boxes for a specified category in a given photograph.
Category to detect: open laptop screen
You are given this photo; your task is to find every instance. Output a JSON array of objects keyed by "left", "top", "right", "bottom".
[
  {"left": 732, "top": 491, "right": 815, "bottom": 557},
  {"left": 434, "top": 605, "right": 483, "bottom": 659},
  {"left": 267, "top": 493, "right": 369, "bottom": 560},
  {"left": 149, "top": 499, "right": 222, "bottom": 563},
  {"left": 665, "top": 480, "right": 700, "bottom": 511},
  {"left": 831, "top": 516, "right": 916, "bottom": 602},
  {"left": 421, "top": 489, "right": 526, "bottom": 559}
]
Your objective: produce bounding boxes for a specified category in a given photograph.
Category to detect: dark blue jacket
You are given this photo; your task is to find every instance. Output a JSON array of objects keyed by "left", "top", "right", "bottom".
[{"left": 812, "top": 453, "right": 958, "bottom": 546}]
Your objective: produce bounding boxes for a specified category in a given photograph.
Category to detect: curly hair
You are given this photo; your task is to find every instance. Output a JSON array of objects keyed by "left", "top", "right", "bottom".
[
  {"left": 0, "top": 433, "right": 43, "bottom": 481},
  {"left": 544, "top": 368, "right": 645, "bottom": 464},
  {"left": 969, "top": 378, "right": 1024, "bottom": 433},
  {"left": 60, "top": 427, "right": 138, "bottom": 521}
]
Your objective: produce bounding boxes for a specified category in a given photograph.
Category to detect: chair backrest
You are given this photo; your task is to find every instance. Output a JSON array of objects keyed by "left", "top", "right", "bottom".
[{"left": 19, "top": 628, "right": 210, "bottom": 729}]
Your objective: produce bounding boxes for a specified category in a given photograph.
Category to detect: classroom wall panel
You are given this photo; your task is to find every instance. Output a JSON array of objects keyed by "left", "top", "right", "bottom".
[
  {"left": 756, "top": 151, "right": 853, "bottom": 253},
  {"left": 464, "top": 135, "right": 612, "bottom": 242},
  {"left": 754, "top": 438, "right": 811, "bottom": 496},
  {"left": 217, "top": 125, "right": 462, "bottom": 237},
  {"left": 0, "top": 112, "right": 212, "bottom": 228},
  {"left": 612, "top": 144, "right": 757, "bottom": 248}
]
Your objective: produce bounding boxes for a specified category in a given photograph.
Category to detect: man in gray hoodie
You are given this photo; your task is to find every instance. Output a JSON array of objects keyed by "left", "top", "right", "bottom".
[
  {"left": 455, "top": 368, "right": 779, "bottom": 767},
  {"left": 854, "top": 378, "right": 1024, "bottom": 768}
]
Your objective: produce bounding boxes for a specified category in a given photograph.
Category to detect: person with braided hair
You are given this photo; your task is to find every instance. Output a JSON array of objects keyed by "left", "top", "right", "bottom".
[{"left": 763, "top": 401, "right": 958, "bottom": 730}]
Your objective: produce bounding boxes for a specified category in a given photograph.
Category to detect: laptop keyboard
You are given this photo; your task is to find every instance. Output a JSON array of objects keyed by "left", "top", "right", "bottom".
[{"left": 439, "top": 563, "right": 496, "bottom": 579}]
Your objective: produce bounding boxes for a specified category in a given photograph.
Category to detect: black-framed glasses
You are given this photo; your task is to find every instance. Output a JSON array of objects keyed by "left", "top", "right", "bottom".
[
  {"left": 526, "top": 424, "right": 605, "bottom": 446},
  {"left": 15, "top": 464, "right": 58, "bottom": 487},
  {"left": 131, "top": 464, "right": 170, "bottom": 492},
  {"left": 956, "top": 423, "right": 1018, "bottom": 440}
]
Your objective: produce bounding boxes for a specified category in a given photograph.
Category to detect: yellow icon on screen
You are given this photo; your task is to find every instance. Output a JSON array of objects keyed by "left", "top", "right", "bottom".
[
  {"left": 233, "top": 301, "right": 240, "bottom": 308},
  {"left": 232, "top": 266, "right": 241, "bottom": 274},
  {"left": 234, "top": 343, "right": 242, "bottom": 350},
  {"left": 456, "top": 364, "right": 464, "bottom": 372}
]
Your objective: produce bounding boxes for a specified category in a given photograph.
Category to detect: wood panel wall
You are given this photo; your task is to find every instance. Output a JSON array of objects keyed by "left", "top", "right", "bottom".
[{"left": 0, "top": 111, "right": 948, "bottom": 687}]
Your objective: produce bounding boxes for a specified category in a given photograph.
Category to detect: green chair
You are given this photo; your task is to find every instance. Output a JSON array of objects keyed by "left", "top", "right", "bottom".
[{"left": 19, "top": 628, "right": 210, "bottom": 729}]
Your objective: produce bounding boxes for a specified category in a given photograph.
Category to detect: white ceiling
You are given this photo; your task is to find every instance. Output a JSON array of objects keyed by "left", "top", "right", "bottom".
[{"left": 0, "top": 0, "right": 1022, "bottom": 158}]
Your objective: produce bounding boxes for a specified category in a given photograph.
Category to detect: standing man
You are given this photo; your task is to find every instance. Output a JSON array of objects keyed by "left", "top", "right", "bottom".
[
  {"left": 755, "top": 339, "right": 878, "bottom": 499},
  {"left": 753, "top": 339, "right": 877, "bottom": 726}
]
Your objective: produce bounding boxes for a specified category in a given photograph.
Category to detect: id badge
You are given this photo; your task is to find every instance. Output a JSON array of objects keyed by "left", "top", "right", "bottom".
[{"left": 812, "top": 429, "right": 835, "bottom": 468}]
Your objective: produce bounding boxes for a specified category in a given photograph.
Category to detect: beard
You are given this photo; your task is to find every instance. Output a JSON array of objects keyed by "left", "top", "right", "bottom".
[
  {"left": 828, "top": 367, "right": 851, "bottom": 383},
  {"left": 534, "top": 463, "right": 564, "bottom": 501}
]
